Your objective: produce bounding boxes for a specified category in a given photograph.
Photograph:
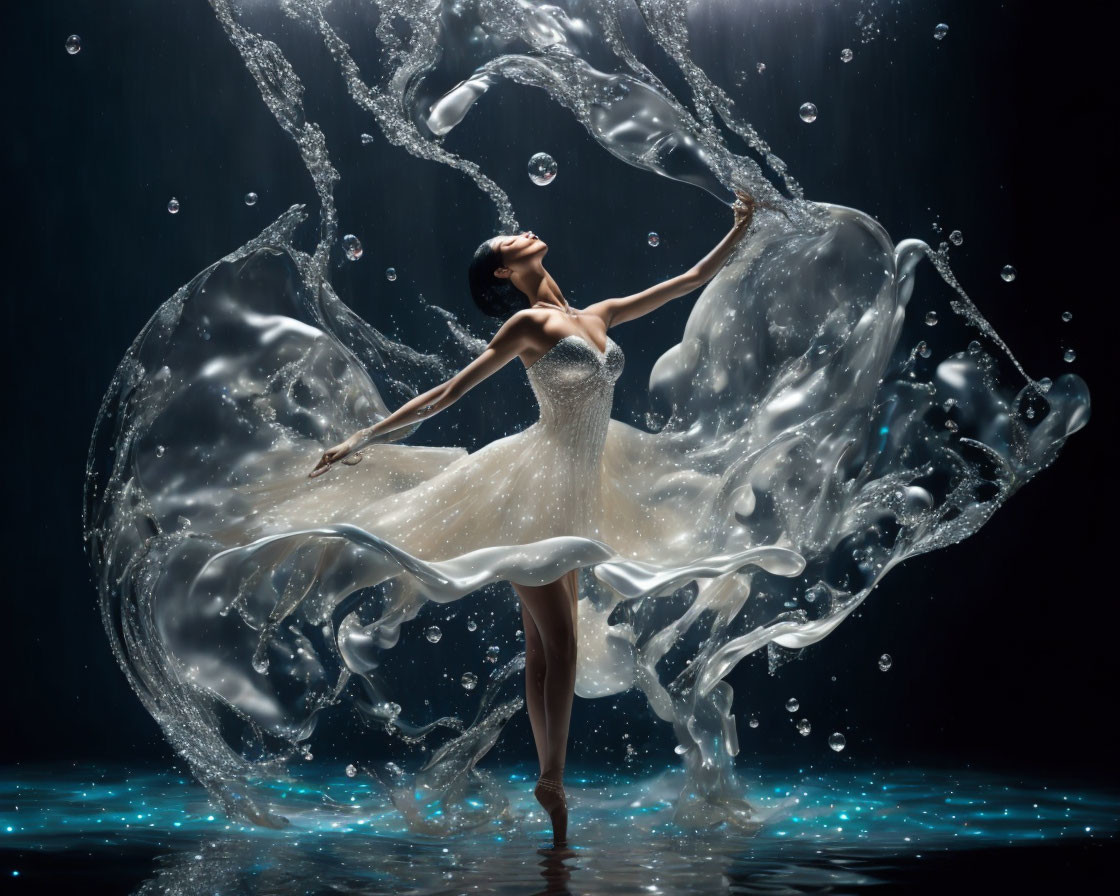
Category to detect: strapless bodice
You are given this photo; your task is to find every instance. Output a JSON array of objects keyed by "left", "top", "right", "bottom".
[{"left": 526, "top": 332, "right": 624, "bottom": 443}]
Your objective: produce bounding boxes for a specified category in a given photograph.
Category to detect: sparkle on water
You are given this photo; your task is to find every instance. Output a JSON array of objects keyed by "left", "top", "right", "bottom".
[
  {"left": 799, "top": 102, "right": 818, "bottom": 123},
  {"left": 3, "top": 763, "right": 1116, "bottom": 893},
  {"left": 527, "top": 152, "right": 557, "bottom": 186}
]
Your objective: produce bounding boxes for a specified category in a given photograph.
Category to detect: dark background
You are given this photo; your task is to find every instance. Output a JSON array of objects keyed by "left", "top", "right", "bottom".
[{"left": 4, "top": 0, "right": 1115, "bottom": 785}]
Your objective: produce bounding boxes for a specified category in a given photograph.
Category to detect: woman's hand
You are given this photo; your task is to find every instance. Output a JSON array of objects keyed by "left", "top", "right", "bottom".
[
  {"left": 731, "top": 188, "right": 757, "bottom": 231},
  {"left": 310, "top": 436, "right": 358, "bottom": 478}
]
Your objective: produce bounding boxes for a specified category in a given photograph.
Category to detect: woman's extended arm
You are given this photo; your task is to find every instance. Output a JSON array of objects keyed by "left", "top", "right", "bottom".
[
  {"left": 584, "top": 189, "right": 762, "bottom": 329},
  {"left": 309, "top": 311, "right": 534, "bottom": 477}
]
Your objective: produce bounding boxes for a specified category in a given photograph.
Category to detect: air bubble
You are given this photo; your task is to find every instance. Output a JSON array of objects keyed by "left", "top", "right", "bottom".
[
  {"left": 949, "top": 230, "right": 963, "bottom": 246},
  {"left": 799, "top": 102, "right": 818, "bottom": 123},
  {"left": 1064, "top": 348, "right": 1076, "bottom": 363},
  {"left": 916, "top": 341, "right": 931, "bottom": 358},
  {"left": 345, "top": 764, "right": 357, "bottom": 778},
  {"left": 841, "top": 49, "right": 853, "bottom": 63},
  {"left": 1061, "top": 311, "right": 1072, "bottom": 323},
  {"left": 485, "top": 645, "right": 500, "bottom": 663},
  {"left": 756, "top": 62, "right": 766, "bottom": 73},
  {"left": 1001, "top": 265, "right": 1017, "bottom": 282},
  {"left": 829, "top": 732, "right": 847, "bottom": 752},
  {"left": 797, "top": 719, "right": 811, "bottom": 736},
  {"left": 528, "top": 152, "right": 557, "bottom": 186},
  {"left": 343, "top": 234, "right": 363, "bottom": 261},
  {"left": 925, "top": 311, "right": 938, "bottom": 326},
  {"left": 934, "top": 23, "right": 949, "bottom": 41},
  {"left": 785, "top": 697, "right": 799, "bottom": 712},
  {"left": 425, "top": 626, "right": 442, "bottom": 644},
  {"left": 647, "top": 232, "right": 660, "bottom": 247},
  {"left": 878, "top": 653, "right": 892, "bottom": 671},
  {"left": 244, "top": 192, "right": 258, "bottom": 206},
  {"left": 386, "top": 267, "right": 397, "bottom": 281},
  {"left": 461, "top": 672, "right": 478, "bottom": 690},
  {"left": 749, "top": 716, "right": 759, "bottom": 728},
  {"left": 167, "top": 198, "right": 180, "bottom": 215},
  {"left": 466, "top": 620, "right": 478, "bottom": 632},
  {"left": 65, "top": 35, "right": 81, "bottom": 55}
]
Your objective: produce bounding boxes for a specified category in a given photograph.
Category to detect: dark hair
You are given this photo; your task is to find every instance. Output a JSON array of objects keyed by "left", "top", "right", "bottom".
[{"left": 468, "top": 236, "right": 530, "bottom": 320}]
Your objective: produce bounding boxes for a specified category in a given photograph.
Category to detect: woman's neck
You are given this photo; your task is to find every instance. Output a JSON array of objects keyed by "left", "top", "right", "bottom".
[{"left": 512, "top": 265, "right": 568, "bottom": 310}]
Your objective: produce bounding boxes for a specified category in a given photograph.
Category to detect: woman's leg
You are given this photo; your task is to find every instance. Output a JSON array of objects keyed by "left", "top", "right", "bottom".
[
  {"left": 510, "top": 572, "right": 579, "bottom": 845},
  {"left": 516, "top": 594, "right": 548, "bottom": 773}
]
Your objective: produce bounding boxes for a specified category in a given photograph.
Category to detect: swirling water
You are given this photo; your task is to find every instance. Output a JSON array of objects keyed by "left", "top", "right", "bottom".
[{"left": 83, "top": 0, "right": 1090, "bottom": 839}]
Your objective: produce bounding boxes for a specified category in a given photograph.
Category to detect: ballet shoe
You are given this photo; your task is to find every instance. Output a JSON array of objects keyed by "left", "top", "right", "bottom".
[{"left": 534, "top": 774, "right": 569, "bottom": 848}]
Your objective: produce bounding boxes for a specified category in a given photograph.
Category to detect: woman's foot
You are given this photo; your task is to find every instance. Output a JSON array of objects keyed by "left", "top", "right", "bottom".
[{"left": 534, "top": 774, "right": 569, "bottom": 848}]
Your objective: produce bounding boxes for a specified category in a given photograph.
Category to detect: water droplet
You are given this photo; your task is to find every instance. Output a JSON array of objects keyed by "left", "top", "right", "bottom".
[
  {"left": 1038, "top": 377, "right": 1053, "bottom": 392},
  {"left": 461, "top": 672, "right": 478, "bottom": 691},
  {"left": 343, "top": 234, "right": 363, "bottom": 261},
  {"left": 65, "top": 35, "right": 82, "bottom": 55},
  {"left": 528, "top": 152, "right": 557, "bottom": 186},
  {"left": 852, "top": 547, "right": 870, "bottom": 563},
  {"left": 916, "top": 341, "right": 931, "bottom": 358},
  {"left": 925, "top": 311, "right": 938, "bottom": 326},
  {"left": 304, "top": 751, "right": 314, "bottom": 761},
  {"left": 1025, "top": 406, "right": 1036, "bottom": 420},
  {"left": 829, "top": 732, "right": 847, "bottom": 752},
  {"left": 1061, "top": 311, "right": 1072, "bottom": 323},
  {"left": 749, "top": 716, "right": 760, "bottom": 728},
  {"left": 949, "top": 230, "right": 963, "bottom": 246},
  {"left": 425, "top": 625, "right": 442, "bottom": 644},
  {"left": 485, "top": 645, "right": 500, "bottom": 663},
  {"left": 1001, "top": 265, "right": 1017, "bottom": 282},
  {"left": 945, "top": 418, "right": 959, "bottom": 433},
  {"left": 799, "top": 102, "right": 818, "bottom": 123},
  {"left": 931, "top": 221, "right": 942, "bottom": 234},
  {"left": 241, "top": 192, "right": 258, "bottom": 207},
  {"left": 968, "top": 340, "right": 982, "bottom": 354},
  {"left": 155, "top": 445, "right": 166, "bottom": 458},
  {"left": 385, "top": 267, "right": 397, "bottom": 281},
  {"left": 167, "top": 198, "right": 180, "bottom": 215},
  {"left": 878, "top": 653, "right": 892, "bottom": 671},
  {"left": 933, "top": 23, "right": 949, "bottom": 41},
  {"left": 360, "top": 133, "right": 375, "bottom": 144},
  {"left": 797, "top": 719, "right": 811, "bottom": 736},
  {"left": 345, "top": 764, "right": 357, "bottom": 778},
  {"left": 841, "top": 48, "right": 854, "bottom": 63},
  {"left": 1064, "top": 348, "right": 1076, "bottom": 363},
  {"left": 178, "top": 516, "right": 192, "bottom": 529},
  {"left": 785, "top": 698, "right": 799, "bottom": 713},
  {"left": 756, "top": 62, "right": 766, "bottom": 73},
  {"left": 805, "top": 584, "right": 827, "bottom": 603},
  {"left": 647, "top": 231, "right": 660, "bottom": 247},
  {"left": 466, "top": 620, "right": 478, "bottom": 632}
]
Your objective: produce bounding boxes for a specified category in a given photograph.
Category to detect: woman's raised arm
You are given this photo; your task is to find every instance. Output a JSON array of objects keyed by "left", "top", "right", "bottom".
[
  {"left": 584, "top": 189, "right": 759, "bottom": 329},
  {"left": 310, "top": 311, "right": 535, "bottom": 477}
]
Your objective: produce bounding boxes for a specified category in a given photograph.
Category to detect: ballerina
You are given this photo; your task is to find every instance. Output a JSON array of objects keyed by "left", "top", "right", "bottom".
[{"left": 308, "top": 189, "right": 760, "bottom": 848}]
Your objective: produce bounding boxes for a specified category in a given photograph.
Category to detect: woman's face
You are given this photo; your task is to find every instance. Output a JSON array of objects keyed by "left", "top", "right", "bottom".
[{"left": 492, "top": 231, "right": 548, "bottom": 278}]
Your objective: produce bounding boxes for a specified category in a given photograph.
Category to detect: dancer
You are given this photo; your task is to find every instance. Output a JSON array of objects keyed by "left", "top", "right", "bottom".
[{"left": 309, "top": 190, "right": 761, "bottom": 847}]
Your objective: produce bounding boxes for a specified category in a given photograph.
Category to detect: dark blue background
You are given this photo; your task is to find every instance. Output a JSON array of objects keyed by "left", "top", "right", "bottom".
[{"left": 4, "top": 1, "right": 1114, "bottom": 785}]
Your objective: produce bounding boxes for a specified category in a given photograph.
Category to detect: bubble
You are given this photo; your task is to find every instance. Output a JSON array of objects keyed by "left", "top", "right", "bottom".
[
  {"left": 852, "top": 547, "right": 870, "bottom": 563},
  {"left": 925, "top": 311, "right": 938, "bottom": 326},
  {"left": 1038, "top": 377, "right": 1053, "bottom": 392},
  {"left": 841, "top": 48, "right": 854, "bottom": 63},
  {"left": 829, "top": 732, "right": 847, "bottom": 752},
  {"left": 343, "top": 234, "right": 363, "bottom": 261},
  {"left": 155, "top": 445, "right": 166, "bottom": 458},
  {"left": 878, "top": 653, "right": 892, "bottom": 671},
  {"left": 360, "top": 133, "right": 375, "bottom": 144},
  {"left": 749, "top": 716, "right": 759, "bottom": 728},
  {"left": 485, "top": 645, "right": 500, "bottom": 663},
  {"left": 799, "top": 102, "right": 818, "bottom": 123},
  {"left": 65, "top": 35, "right": 81, "bottom": 55},
  {"left": 934, "top": 23, "right": 949, "bottom": 41},
  {"left": 178, "top": 516, "right": 191, "bottom": 529},
  {"left": 167, "top": 198, "right": 180, "bottom": 215},
  {"left": 805, "top": 584, "right": 827, "bottom": 603},
  {"left": 385, "top": 267, "right": 397, "bottom": 281},
  {"left": 916, "top": 341, "right": 931, "bottom": 358},
  {"left": 931, "top": 222, "right": 942, "bottom": 234},
  {"left": 345, "top": 764, "right": 357, "bottom": 778},
  {"left": 797, "top": 719, "right": 812, "bottom": 736},
  {"left": 756, "top": 62, "right": 766, "bottom": 73},
  {"left": 1064, "top": 348, "right": 1077, "bottom": 363},
  {"left": 785, "top": 698, "right": 799, "bottom": 713},
  {"left": 968, "top": 340, "right": 982, "bottom": 354},
  {"left": 1062, "top": 311, "right": 1073, "bottom": 323},
  {"left": 466, "top": 620, "right": 478, "bottom": 632},
  {"left": 461, "top": 672, "right": 478, "bottom": 690},
  {"left": 528, "top": 152, "right": 557, "bottom": 186},
  {"left": 647, "top": 232, "right": 660, "bottom": 247},
  {"left": 425, "top": 625, "right": 442, "bottom": 644},
  {"left": 244, "top": 192, "right": 258, "bottom": 206},
  {"left": 949, "top": 230, "right": 963, "bottom": 246},
  {"left": 945, "top": 419, "right": 959, "bottom": 433},
  {"left": 1001, "top": 265, "right": 1017, "bottom": 282}
]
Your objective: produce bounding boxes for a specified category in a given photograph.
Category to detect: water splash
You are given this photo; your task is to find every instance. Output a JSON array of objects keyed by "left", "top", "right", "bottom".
[{"left": 85, "top": 0, "right": 1089, "bottom": 834}]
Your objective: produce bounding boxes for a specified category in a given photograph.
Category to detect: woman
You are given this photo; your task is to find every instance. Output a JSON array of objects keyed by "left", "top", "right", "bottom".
[{"left": 309, "top": 189, "right": 762, "bottom": 848}]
